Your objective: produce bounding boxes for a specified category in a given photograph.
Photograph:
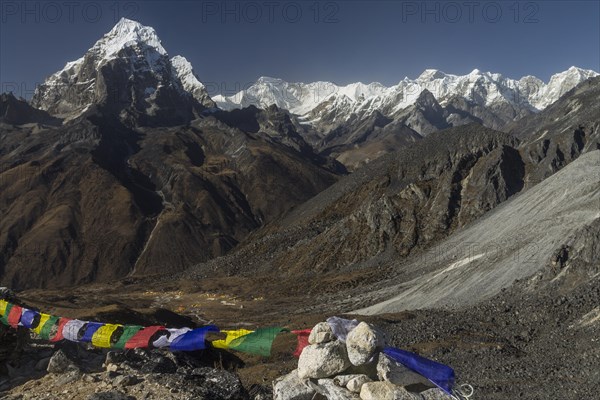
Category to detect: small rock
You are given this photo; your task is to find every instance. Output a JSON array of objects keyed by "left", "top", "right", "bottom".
[
  {"left": 311, "top": 379, "right": 361, "bottom": 399},
  {"left": 333, "top": 374, "right": 365, "bottom": 387},
  {"left": 298, "top": 341, "right": 351, "bottom": 379},
  {"left": 273, "top": 369, "right": 315, "bottom": 400},
  {"left": 377, "top": 354, "right": 434, "bottom": 388},
  {"left": 113, "top": 374, "right": 137, "bottom": 387},
  {"left": 47, "top": 350, "right": 79, "bottom": 374},
  {"left": 55, "top": 370, "right": 82, "bottom": 386},
  {"left": 420, "top": 388, "right": 456, "bottom": 399},
  {"left": 105, "top": 351, "right": 125, "bottom": 365},
  {"left": 359, "top": 381, "right": 421, "bottom": 400},
  {"left": 346, "top": 322, "right": 386, "bottom": 366},
  {"left": 106, "top": 363, "right": 119, "bottom": 373},
  {"left": 309, "top": 322, "right": 335, "bottom": 344},
  {"left": 35, "top": 357, "right": 51, "bottom": 371},
  {"left": 346, "top": 375, "right": 372, "bottom": 393}
]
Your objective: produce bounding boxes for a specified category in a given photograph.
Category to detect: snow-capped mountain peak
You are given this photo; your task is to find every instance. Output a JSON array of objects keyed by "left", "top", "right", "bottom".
[
  {"left": 256, "top": 76, "right": 285, "bottom": 85},
  {"left": 32, "top": 19, "right": 214, "bottom": 122},
  {"left": 418, "top": 69, "right": 449, "bottom": 81},
  {"left": 215, "top": 67, "right": 599, "bottom": 122},
  {"left": 528, "top": 66, "right": 599, "bottom": 109},
  {"left": 92, "top": 18, "right": 167, "bottom": 61}
]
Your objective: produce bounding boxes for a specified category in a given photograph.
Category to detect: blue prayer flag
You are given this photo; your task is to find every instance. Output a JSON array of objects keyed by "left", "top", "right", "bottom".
[
  {"left": 170, "top": 325, "right": 219, "bottom": 351},
  {"left": 80, "top": 322, "right": 104, "bottom": 342},
  {"left": 383, "top": 346, "right": 455, "bottom": 395},
  {"left": 21, "top": 309, "right": 40, "bottom": 329}
]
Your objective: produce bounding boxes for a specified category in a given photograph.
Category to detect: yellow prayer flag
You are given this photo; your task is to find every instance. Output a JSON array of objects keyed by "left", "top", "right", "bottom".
[
  {"left": 0, "top": 300, "right": 8, "bottom": 317},
  {"left": 33, "top": 314, "right": 51, "bottom": 334},
  {"left": 211, "top": 329, "right": 254, "bottom": 349},
  {"left": 91, "top": 324, "right": 121, "bottom": 348}
]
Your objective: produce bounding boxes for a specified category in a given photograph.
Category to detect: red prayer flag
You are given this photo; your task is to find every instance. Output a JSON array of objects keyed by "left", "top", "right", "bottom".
[
  {"left": 292, "top": 329, "right": 312, "bottom": 358},
  {"left": 50, "top": 318, "right": 71, "bottom": 342},
  {"left": 124, "top": 326, "right": 166, "bottom": 349},
  {"left": 7, "top": 305, "right": 23, "bottom": 328}
]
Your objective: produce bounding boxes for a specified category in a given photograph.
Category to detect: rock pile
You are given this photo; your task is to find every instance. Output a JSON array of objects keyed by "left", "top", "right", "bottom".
[
  {"left": 1, "top": 340, "right": 250, "bottom": 400},
  {"left": 273, "top": 321, "right": 454, "bottom": 400}
]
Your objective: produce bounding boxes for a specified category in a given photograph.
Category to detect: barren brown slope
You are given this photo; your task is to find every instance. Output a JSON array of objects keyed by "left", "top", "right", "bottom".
[
  {"left": 185, "top": 124, "right": 527, "bottom": 283},
  {"left": 0, "top": 102, "right": 341, "bottom": 290}
]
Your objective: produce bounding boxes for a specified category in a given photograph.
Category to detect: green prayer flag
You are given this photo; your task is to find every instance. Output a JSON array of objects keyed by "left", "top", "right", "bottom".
[
  {"left": 39, "top": 316, "right": 59, "bottom": 340},
  {"left": 228, "top": 327, "right": 289, "bottom": 357},
  {"left": 113, "top": 325, "right": 143, "bottom": 349},
  {"left": 0, "top": 303, "right": 13, "bottom": 326}
]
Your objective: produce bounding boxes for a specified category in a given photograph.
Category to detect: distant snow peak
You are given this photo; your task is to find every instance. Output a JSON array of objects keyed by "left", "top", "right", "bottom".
[
  {"left": 256, "top": 76, "right": 284, "bottom": 84},
  {"left": 418, "top": 69, "right": 449, "bottom": 81},
  {"left": 214, "top": 67, "right": 599, "bottom": 120}
]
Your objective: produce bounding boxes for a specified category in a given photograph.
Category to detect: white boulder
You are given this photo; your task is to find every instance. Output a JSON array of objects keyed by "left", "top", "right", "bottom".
[
  {"left": 308, "top": 322, "right": 335, "bottom": 344},
  {"left": 346, "top": 322, "right": 386, "bottom": 366},
  {"left": 297, "top": 340, "right": 351, "bottom": 379}
]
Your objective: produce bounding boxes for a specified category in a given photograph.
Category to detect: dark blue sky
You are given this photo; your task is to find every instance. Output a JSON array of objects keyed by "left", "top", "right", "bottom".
[{"left": 1, "top": 0, "right": 599, "bottom": 99}]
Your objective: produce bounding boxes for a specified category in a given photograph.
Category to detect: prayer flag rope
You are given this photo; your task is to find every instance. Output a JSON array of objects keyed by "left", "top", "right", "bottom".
[
  {"left": 0, "top": 301, "right": 283, "bottom": 356},
  {"left": 0, "top": 300, "right": 457, "bottom": 394}
]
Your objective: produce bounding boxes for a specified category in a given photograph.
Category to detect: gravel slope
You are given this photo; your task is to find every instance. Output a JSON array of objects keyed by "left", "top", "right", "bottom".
[{"left": 356, "top": 150, "right": 600, "bottom": 313}]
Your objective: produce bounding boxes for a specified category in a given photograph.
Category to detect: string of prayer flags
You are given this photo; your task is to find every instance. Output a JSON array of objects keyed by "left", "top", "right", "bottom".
[{"left": 0, "top": 297, "right": 461, "bottom": 394}]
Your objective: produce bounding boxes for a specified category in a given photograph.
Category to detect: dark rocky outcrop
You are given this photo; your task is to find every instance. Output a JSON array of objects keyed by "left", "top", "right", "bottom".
[{"left": 0, "top": 93, "right": 61, "bottom": 126}]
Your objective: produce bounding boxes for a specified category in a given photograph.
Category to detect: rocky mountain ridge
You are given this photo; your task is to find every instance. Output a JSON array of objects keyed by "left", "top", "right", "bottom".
[{"left": 30, "top": 18, "right": 214, "bottom": 126}]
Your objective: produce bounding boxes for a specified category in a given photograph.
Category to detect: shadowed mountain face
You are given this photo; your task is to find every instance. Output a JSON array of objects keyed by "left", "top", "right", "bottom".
[
  {"left": 0, "top": 93, "right": 62, "bottom": 126},
  {"left": 510, "top": 76, "right": 600, "bottom": 188},
  {"left": 186, "top": 124, "right": 527, "bottom": 280},
  {"left": 0, "top": 104, "right": 341, "bottom": 289}
]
